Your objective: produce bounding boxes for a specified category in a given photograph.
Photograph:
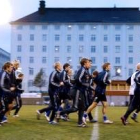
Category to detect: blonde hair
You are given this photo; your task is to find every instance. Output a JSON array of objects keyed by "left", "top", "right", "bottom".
[
  {"left": 67, "top": 69, "right": 73, "bottom": 76},
  {"left": 54, "top": 62, "right": 61, "bottom": 69},
  {"left": 136, "top": 63, "right": 140, "bottom": 70}
]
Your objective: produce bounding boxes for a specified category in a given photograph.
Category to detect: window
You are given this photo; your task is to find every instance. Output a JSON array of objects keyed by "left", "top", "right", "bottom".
[
  {"left": 55, "top": 35, "right": 60, "bottom": 41},
  {"left": 55, "top": 46, "right": 60, "bottom": 52},
  {"left": 67, "top": 25, "right": 72, "bottom": 30},
  {"left": 54, "top": 57, "right": 59, "bottom": 62},
  {"left": 115, "top": 25, "right": 121, "bottom": 30},
  {"left": 127, "top": 25, "right": 134, "bottom": 30},
  {"left": 17, "top": 25, "right": 23, "bottom": 30},
  {"left": 30, "top": 34, "right": 34, "bottom": 41},
  {"left": 67, "top": 46, "right": 71, "bottom": 53},
  {"left": 128, "top": 69, "right": 133, "bottom": 76},
  {"left": 17, "top": 34, "right": 22, "bottom": 41},
  {"left": 17, "top": 45, "right": 22, "bottom": 52},
  {"left": 79, "top": 57, "right": 82, "bottom": 62},
  {"left": 54, "top": 25, "right": 60, "bottom": 30},
  {"left": 115, "top": 57, "right": 120, "bottom": 64},
  {"left": 30, "top": 25, "right": 35, "bottom": 30},
  {"left": 17, "top": 57, "right": 21, "bottom": 63},
  {"left": 115, "top": 46, "right": 120, "bottom": 53},
  {"left": 128, "top": 57, "right": 133, "bottom": 64},
  {"left": 91, "top": 25, "right": 97, "bottom": 30},
  {"left": 42, "top": 34, "right": 47, "bottom": 41},
  {"left": 104, "top": 25, "right": 108, "bottom": 30},
  {"left": 42, "top": 25, "right": 47, "bottom": 30},
  {"left": 67, "top": 35, "right": 71, "bottom": 41},
  {"left": 128, "top": 35, "right": 133, "bottom": 42},
  {"left": 91, "top": 57, "right": 96, "bottom": 64},
  {"left": 128, "top": 46, "right": 133, "bottom": 53},
  {"left": 115, "top": 67, "right": 121, "bottom": 76},
  {"left": 91, "top": 35, "right": 96, "bottom": 41},
  {"left": 42, "top": 57, "right": 47, "bottom": 63},
  {"left": 79, "top": 35, "right": 84, "bottom": 41},
  {"left": 30, "top": 45, "right": 34, "bottom": 52},
  {"left": 29, "top": 68, "right": 34, "bottom": 75},
  {"left": 79, "top": 25, "right": 84, "bottom": 30},
  {"left": 104, "top": 35, "right": 108, "bottom": 42},
  {"left": 103, "top": 57, "right": 108, "bottom": 63},
  {"left": 115, "top": 35, "right": 120, "bottom": 42},
  {"left": 91, "top": 46, "right": 96, "bottom": 53},
  {"left": 67, "top": 57, "right": 72, "bottom": 63},
  {"left": 103, "top": 46, "right": 108, "bottom": 53},
  {"left": 29, "top": 57, "right": 34, "bottom": 63},
  {"left": 42, "top": 46, "right": 47, "bottom": 52},
  {"left": 79, "top": 45, "right": 84, "bottom": 53},
  {"left": 28, "top": 80, "right": 33, "bottom": 87}
]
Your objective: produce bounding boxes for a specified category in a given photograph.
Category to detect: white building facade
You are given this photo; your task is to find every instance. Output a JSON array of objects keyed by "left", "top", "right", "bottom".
[{"left": 10, "top": 1, "right": 140, "bottom": 92}]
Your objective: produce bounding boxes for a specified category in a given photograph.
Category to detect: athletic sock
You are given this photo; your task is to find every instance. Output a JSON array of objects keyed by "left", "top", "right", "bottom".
[
  {"left": 132, "top": 112, "right": 137, "bottom": 119},
  {"left": 83, "top": 113, "right": 88, "bottom": 118},
  {"left": 103, "top": 115, "right": 108, "bottom": 121}
]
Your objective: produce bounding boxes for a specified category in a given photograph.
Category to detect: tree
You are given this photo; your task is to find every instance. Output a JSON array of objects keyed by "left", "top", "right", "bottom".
[{"left": 33, "top": 68, "right": 46, "bottom": 92}]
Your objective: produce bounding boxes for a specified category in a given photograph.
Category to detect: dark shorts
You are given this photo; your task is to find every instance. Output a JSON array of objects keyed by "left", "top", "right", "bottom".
[
  {"left": 93, "top": 87, "right": 107, "bottom": 103},
  {"left": 93, "top": 93, "right": 107, "bottom": 103}
]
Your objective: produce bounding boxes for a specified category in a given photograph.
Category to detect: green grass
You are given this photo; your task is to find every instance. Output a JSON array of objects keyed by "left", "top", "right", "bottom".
[
  {"left": 0, "top": 105, "right": 93, "bottom": 140},
  {"left": 1, "top": 106, "right": 140, "bottom": 140},
  {"left": 98, "top": 107, "right": 140, "bottom": 140}
]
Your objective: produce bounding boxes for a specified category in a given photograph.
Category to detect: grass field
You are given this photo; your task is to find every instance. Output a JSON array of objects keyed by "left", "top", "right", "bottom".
[
  {"left": 0, "top": 106, "right": 140, "bottom": 140},
  {"left": 99, "top": 107, "right": 140, "bottom": 140}
]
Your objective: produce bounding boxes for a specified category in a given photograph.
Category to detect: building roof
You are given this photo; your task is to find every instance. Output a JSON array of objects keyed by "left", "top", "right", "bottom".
[
  {"left": 11, "top": 7, "right": 140, "bottom": 24},
  {"left": 0, "top": 48, "right": 10, "bottom": 56}
]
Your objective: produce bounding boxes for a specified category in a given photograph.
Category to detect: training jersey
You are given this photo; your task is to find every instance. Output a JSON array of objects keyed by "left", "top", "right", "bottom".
[
  {"left": 49, "top": 70, "right": 61, "bottom": 90},
  {"left": 60, "top": 70, "right": 72, "bottom": 92},
  {"left": 129, "top": 70, "right": 139, "bottom": 95},
  {"left": 74, "top": 66, "right": 91, "bottom": 91},
  {"left": 95, "top": 70, "right": 111, "bottom": 89},
  {"left": 0, "top": 71, "right": 12, "bottom": 94}
]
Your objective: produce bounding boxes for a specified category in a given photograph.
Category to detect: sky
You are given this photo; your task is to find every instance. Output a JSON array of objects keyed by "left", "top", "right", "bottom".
[{"left": 1, "top": 0, "right": 140, "bottom": 53}]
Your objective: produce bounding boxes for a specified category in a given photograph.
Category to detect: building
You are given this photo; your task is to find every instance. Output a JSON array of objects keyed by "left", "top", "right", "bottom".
[
  {"left": 10, "top": 0, "right": 140, "bottom": 92},
  {"left": 0, "top": 48, "right": 10, "bottom": 70}
]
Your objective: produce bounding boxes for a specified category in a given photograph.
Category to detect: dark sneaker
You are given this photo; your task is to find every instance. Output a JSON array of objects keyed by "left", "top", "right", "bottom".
[
  {"left": 77, "top": 123, "right": 86, "bottom": 127},
  {"left": 60, "top": 115, "right": 69, "bottom": 121},
  {"left": 49, "top": 121, "right": 58, "bottom": 125},
  {"left": 131, "top": 116, "right": 138, "bottom": 123},
  {"left": 121, "top": 117, "right": 127, "bottom": 125},
  {"left": 1, "top": 116, "right": 8, "bottom": 123},
  {"left": 90, "top": 119, "right": 98, "bottom": 123}
]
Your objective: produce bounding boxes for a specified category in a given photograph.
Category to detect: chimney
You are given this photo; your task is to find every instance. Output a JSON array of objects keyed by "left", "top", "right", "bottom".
[{"left": 38, "top": 0, "right": 46, "bottom": 15}]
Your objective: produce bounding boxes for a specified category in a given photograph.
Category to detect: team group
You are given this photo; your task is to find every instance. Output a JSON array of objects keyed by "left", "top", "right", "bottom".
[
  {"left": 36, "top": 58, "right": 113, "bottom": 127},
  {"left": 0, "top": 58, "right": 140, "bottom": 127}
]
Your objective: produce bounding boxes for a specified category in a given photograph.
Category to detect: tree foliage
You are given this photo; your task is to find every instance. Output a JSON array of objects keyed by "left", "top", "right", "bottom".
[{"left": 33, "top": 68, "right": 46, "bottom": 90}]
